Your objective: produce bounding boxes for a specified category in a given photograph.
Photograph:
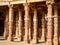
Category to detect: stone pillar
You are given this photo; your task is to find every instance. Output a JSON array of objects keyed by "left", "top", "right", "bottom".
[
  {"left": 32, "top": 9, "right": 38, "bottom": 43},
  {"left": 7, "top": 5, "right": 14, "bottom": 41},
  {"left": 17, "top": 9, "right": 22, "bottom": 41},
  {"left": 40, "top": 12, "right": 45, "bottom": 42},
  {"left": 16, "top": 14, "right": 19, "bottom": 38},
  {"left": 53, "top": 6, "right": 58, "bottom": 45},
  {"left": 4, "top": 12, "right": 9, "bottom": 39},
  {"left": 29, "top": 13, "right": 31, "bottom": 42},
  {"left": 23, "top": 3, "right": 30, "bottom": 43},
  {"left": 46, "top": 4, "right": 53, "bottom": 45}
]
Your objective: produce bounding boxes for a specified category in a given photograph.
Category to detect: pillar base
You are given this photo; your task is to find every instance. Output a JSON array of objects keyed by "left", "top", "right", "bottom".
[
  {"left": 53, "top": 37, "right": 58, "bottom": 45},
  {"left": 14, "top": 38, "right": 22, "bottom": 42},
  {"left": 7, "top": 37, "right": 13, "bottom": 42},
  {"left": 39, "top": 37, "right": 45, "bottom": 42},
  {"left": 17, "top": 37, "right": 22, "bottom": 41},
  {"left": 4, "top": 35, "right": 7, "bottom": 39},
  {"left": 24, "top": 40, "right": 29, "bottom": 43},
  {"left": 15, "top": 36, "right": 18, "bottom": 38},
  {"left": 46, "top": 40, "right": 52, "bottom": 45},
  {"left": 24, "top": 38, "right": 29, "bottom": 43},
  {"left": 31, "top": 39, "right": 37, "bottom": 44}
]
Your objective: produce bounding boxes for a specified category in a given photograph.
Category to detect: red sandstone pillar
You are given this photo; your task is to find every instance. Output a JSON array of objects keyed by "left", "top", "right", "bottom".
[
  {"left": 7, "top": 5, "right": 14, "bottom": 41},
  {"left": 23, "top": 3, "right": 30, "bottom": 43},
  {"left": 53, "top": 6, "right": 58, "bottom": 45},
  {"left": 46, "top": 4, "right": 53, "bottom": 45},
  {"left": 32, "top": 9, "right": 38, "bottom": 43}
]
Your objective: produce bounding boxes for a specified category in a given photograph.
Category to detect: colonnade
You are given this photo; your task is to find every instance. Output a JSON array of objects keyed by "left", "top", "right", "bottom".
[
  {"left": 46, "top": 3, "right": 58, "bottom": 45},
  {"left": 3, "top": 3, "right": 59, "bottom": 45}
]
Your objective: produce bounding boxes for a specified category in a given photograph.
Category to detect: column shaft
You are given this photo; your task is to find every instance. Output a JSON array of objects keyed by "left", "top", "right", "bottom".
[
  {"left": 7, "top": 5, "right": 13, "bottom": 41},
  {"left": 16, "top": 14, "right": 19, "bottom": 38},
  {"left": 18, "top": 9, "right": 22, "bottom": 41},
  {"left": 40, "top": 12, "right": 45, "bottom": 42},
  {"left": 32, "top": 9, "right": 38, "bottom": 43},
  {"left": 29, "top": 14, "right": 31, "bottom": 42},
  {"left": 53, "top": 6, "right": 58, "bottom": 45},
  {"left": 46, "top": 4, "right": 53, "bottom": 45},
  {"left": 24, "top": 3, "right": 29, "bottom": 43}
]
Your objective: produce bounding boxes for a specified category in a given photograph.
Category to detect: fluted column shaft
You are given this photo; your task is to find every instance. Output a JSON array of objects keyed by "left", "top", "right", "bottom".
[
  {"left": 7, "top": 5, "right": 14, "bottom": 41},
  {"left": 46, "top": 4, "right": 53, "bottom": 45},
  {"left": 53, "top": 6, "right": 58, "bottom": 45}
]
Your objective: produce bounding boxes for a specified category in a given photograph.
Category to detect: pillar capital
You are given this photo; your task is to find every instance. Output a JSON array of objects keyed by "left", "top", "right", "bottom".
[
  {"left": 23, "top": 3, "right": 30, "bottom": 6},
  {"left": 47, "top": 4, "right": 52, "bottom": 8},
  {"left": 46, "top": 0, "right": 54, "bottom": 5},
  {"left": 8, "top": 4, "right": 13, "bottom": 8},
  {"left": 23, "top": 3, "right": 30, "bottom": 11}
]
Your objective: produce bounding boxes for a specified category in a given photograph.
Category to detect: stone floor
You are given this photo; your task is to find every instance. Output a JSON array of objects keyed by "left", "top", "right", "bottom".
[
  {"left": 1, "top": 36, "right": 60, "bottom": 45},
  {"left": 0, "top": 36, "right": 45, "bottom": 45},
  {"left": 0, "top": 40, "right": 45, "bottom": 45}
]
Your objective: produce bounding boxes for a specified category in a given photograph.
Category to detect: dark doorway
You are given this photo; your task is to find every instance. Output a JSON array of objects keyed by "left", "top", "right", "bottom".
[
  {"left": 0, "top": 20, "right": 4, "bottom": 36},
  {"left": 0, "top": 12, "right": 4, "bottom": 36}
]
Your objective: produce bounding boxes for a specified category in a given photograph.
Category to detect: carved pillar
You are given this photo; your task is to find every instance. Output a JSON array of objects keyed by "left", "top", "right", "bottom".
[
  {"left": 4, "top": 12, "right": 9, "bottom": 39},
  {"left": 40, "top": 12, "right": 45, "bottom": 42},
  {"left": 53, "top": 6, "right": 58, "bottom": 45},
  {"left": 24, "top": 3, "right": 30, "bottom": 43},
  {"left": 17, "top": 9, "right": 22, "bottom": 41},
  {"left": 16, "top": 13, "right": 19, "bottom": 38},
  {"left": 7, "top": 5, "right": 14, "bottom": 41},
  {"left": 29, "top": 13, "right": 31, "bottom": 42},
  {"left": 32, "top": 9, "right": 38, "bottom": 43},
  {"left": 46, "top": 4, "right": 53, "bottom": 45}
]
